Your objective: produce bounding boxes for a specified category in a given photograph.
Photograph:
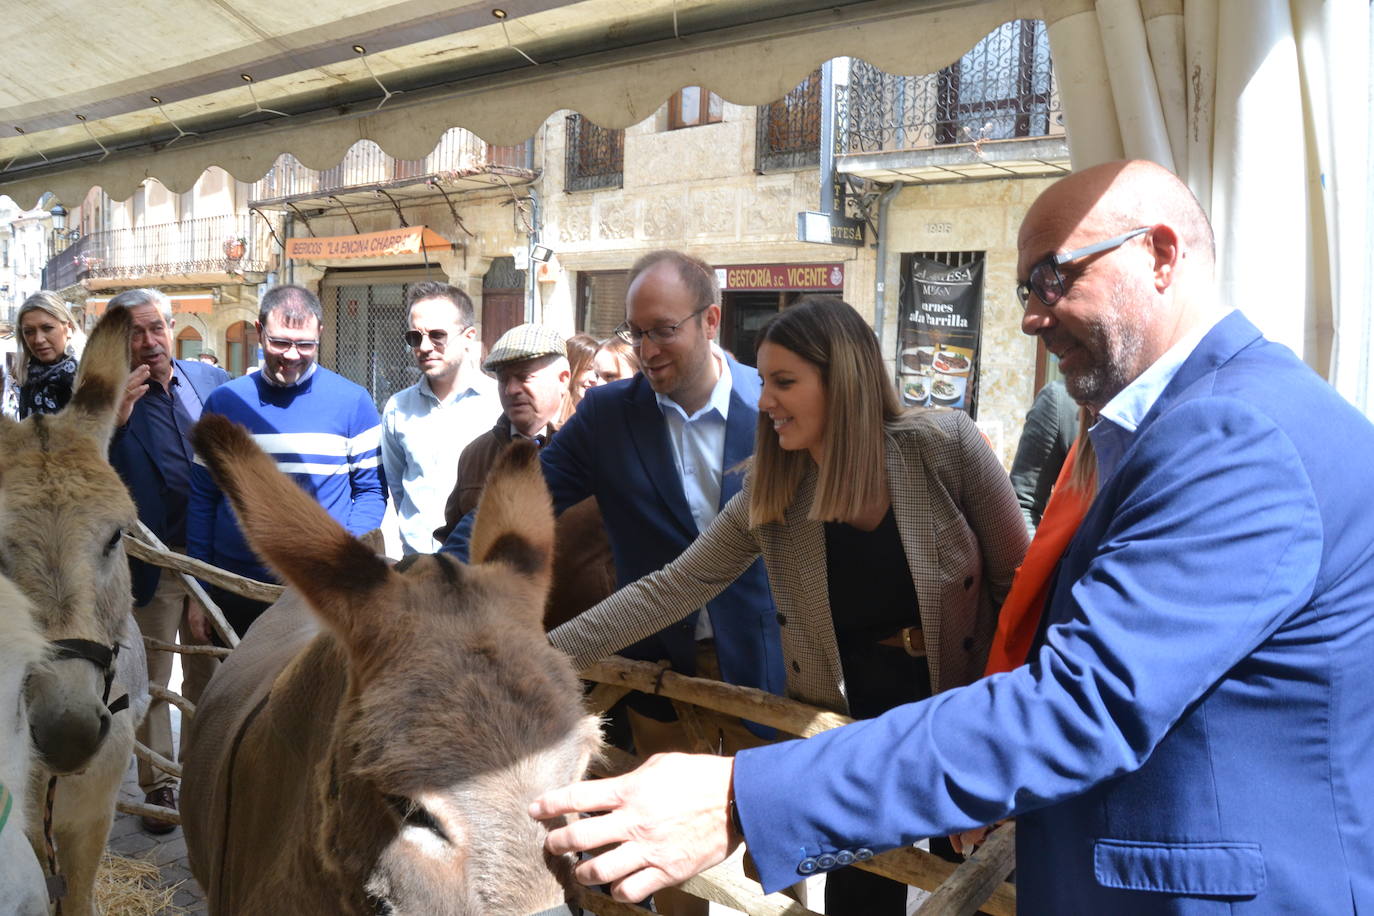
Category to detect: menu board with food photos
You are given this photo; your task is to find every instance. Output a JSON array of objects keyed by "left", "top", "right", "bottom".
[{"left": 896, "top": 253, "right": 985, "bottom": 418}]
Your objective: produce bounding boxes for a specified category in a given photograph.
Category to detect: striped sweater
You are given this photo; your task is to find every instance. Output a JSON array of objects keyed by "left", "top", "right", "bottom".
[{"left": 188, "top": 366, "right": 386, "bottom": 583}]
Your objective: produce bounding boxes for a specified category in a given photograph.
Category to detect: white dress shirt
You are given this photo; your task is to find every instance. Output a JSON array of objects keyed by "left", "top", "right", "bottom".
[
  {"left": 656, "top": 349, "right": 733, "bottom": 639},
  {"left": 381, "top": 370, "right": 500, "bottom": 553}
]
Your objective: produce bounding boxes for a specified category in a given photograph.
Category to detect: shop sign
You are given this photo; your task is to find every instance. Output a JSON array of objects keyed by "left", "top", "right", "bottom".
[
  {"left": 897, "top": 254, "right": 985, "bottom": 417},
  {"left": 796, "top": 210, "right": 866, "bottom": 247},
  {"left": 285, "top": 226, "right": 451, "bottom": 260},
  {"left": 718, "top": 263, "right": 845, "bottom": 291}
]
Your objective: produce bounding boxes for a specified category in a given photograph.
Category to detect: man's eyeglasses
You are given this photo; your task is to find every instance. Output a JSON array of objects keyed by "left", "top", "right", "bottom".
[
  {"left": 1016, "top": 226, "right": 1151, "bottom": 309},
  {"left": 613, "top": 305, "right": 708, "bottom": 347},
  {"left": 403, "top": 328, "right": 450, "bottom": 348},
  {"left": 263, "top": 335, "right": 319, "bottom": 355}
]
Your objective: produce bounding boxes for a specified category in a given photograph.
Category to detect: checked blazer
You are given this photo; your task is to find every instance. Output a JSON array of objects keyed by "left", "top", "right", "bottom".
[{"left": 549, "top": 409, "right": 1027, "bottom": 713}]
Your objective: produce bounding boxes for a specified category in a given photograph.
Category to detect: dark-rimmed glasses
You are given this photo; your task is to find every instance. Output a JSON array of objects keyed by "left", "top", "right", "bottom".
[
  {"left": 263, "top": 335, "right": 319, "bottom": 355},
  {"left": 1016, "top": 226, "right": 1151, "bottom": 309},
  {"left": 614, "top": 305, "right": 708, "bottom": 347},
  {"left": 403, "top": 328, "right": 450, "bottom": 348}
]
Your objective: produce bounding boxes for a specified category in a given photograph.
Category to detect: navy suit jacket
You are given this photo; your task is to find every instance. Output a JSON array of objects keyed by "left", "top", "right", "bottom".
[
  {"left": 734, "top": 312, "right": 1374, "bottom": 913},
  {"left": 539, "top": 354, "right": 785, "bottom": 704},
  {"left": 110, "top": 358, "right": 229, "bottom": 606}
]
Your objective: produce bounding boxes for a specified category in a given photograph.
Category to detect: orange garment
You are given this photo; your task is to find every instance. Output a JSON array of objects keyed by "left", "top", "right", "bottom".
[{"left": 983, "top": 441, "right": 1093, "bottom": 676}]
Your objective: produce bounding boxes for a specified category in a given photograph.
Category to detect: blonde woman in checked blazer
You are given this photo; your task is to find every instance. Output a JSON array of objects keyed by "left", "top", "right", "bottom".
[{"left": 549, "top": 296, "right": 1027, "bottom": 914}]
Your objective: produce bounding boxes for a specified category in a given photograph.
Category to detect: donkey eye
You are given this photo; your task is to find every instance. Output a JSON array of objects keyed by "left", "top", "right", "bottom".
[
  {"left": 103, "top": 529, "right": 124, "bottom": 556},
  {"left": 384, "top": 795, "right": 449, "bottom": 842}
]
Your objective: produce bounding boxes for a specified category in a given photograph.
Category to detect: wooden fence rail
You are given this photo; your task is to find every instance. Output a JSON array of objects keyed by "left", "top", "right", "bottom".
[{"left": 127, "top": 538, "right": 1015, "bottom": 916}]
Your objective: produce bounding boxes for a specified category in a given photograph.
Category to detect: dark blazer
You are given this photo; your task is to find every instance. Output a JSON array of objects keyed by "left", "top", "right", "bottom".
[
  {"left": 111, "top": 358, "right": 229, "bottom": 605},
  {"left": 734, "top": 312, "right": 1374, "bottom": 912},
  {"left": 539, "top": 353, "right": 786, "bottom": 704}
]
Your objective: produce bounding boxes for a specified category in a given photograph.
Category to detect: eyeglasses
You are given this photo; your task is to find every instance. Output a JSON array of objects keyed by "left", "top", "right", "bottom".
[
  {"left": 403, "top": 328, "right": 451, "bottom": 348},
  {"left": 614, "top": 305, "right": 708, "bottom": 347},
  {"left": 263, "top": 335, "right": 318, "bottom": 355},
  {"left": 1016, "top": 227, "right": 1151, "bottom": 309}
]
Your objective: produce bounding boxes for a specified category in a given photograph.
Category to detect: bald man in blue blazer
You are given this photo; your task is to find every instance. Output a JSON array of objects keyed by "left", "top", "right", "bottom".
[{"left": 535, "top": 163, "right": 1374, "bottom": 915}]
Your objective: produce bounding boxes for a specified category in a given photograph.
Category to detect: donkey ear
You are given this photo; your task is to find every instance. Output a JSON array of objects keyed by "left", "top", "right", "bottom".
[
  {"left": 190, "top": 414, "right": 391, "bottom": 638},
  {"left": 469, "top": 440, "right": 554, "bottom": 590},
  {"left": 67, "top": 305, "right": 133, "bottom": 446}
]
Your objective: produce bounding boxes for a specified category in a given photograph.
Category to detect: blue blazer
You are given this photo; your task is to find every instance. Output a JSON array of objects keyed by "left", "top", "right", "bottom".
[
  {"left": 110, "top": 358, "right": 229, "bottom": 606},
  {"left": 540, "top": 354, "right": 786, "bottom": 704},
  {"left": 734, "top": 312, "right": 1374, "bottom": 913}
]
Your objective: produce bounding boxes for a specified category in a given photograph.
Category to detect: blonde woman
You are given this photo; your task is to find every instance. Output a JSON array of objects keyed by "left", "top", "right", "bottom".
[
  {"left": 549, "top": 295, "right": 1027, "bottom": 913},
  {"left": 15, "top": 291, "right": 79, "bottom": 418}
]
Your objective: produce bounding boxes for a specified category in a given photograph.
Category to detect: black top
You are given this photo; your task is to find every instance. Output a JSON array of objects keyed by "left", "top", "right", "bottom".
[{"left": 824, "top": 506, "right": 931, "bottom": 717}]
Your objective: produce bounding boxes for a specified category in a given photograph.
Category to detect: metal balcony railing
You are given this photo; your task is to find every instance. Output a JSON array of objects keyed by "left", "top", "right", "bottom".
[
  {"left": 839, "top": 19, "right": 1063, "bottom": 155},
  {"left": 565, "top": 114, "right": 624, "bottom": 192},
  {"left": 756, "top": 70, "right": 823, "bottom": 172},
  {"left": 42, "top": 235, "right": 93, "bottom": 291},
  {"left": 44, "top": 213, "right": 276, "bottom": 282},
  {"left": 251, "top": 129, "right": 532, "bottom": 200}
]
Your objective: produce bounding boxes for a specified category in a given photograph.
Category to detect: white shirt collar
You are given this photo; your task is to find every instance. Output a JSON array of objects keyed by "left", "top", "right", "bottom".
[{"left": 655, "top": 347, "right": 732, "bottom": 423}]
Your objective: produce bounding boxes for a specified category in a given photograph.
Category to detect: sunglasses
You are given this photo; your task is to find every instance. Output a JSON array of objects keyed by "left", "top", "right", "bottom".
[
  {"left": 1016, "top": 227, "right": 1150, "bottom": 309},
  {"left": 403, "top": 328, "right": 450, "bottom": 348}
]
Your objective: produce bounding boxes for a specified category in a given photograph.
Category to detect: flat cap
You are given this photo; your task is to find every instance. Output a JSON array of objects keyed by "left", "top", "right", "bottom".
[{"left": 483, "top": 323, "right": 567, "bottom": 372}]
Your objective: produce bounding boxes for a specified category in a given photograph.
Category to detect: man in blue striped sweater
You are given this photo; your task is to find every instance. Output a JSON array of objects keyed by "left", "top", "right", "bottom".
[{"left": 188, "top": 284, "right": 386, "bottom": 638}]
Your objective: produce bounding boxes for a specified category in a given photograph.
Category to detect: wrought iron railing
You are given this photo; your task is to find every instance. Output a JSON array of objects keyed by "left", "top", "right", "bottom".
[
  {"left": 42, "top": 235, "right": 93, "bottom": 291},
  {"left": 839, "top": 19, "right": 1062, "bottom": 154},
  {"left": 756, "top": 70, "right": 823, "bottom": 172},
  {"left": 47, "top": 213, "right": 276, "bottom": 282},
  {"left": 565, "top": 114, "right": 624, "bottom": 192},
  {"left": 250, "top": 129, "right": 532, "bottom": 200}
]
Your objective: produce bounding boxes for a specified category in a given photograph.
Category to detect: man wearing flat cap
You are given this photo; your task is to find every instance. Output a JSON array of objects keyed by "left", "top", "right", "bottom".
[{"left": 439, "top": 323, "right": 570, "bottom": 527}]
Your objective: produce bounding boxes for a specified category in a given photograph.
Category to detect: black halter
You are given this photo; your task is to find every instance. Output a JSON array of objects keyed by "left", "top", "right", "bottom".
[{"left": 49, "top": 639, "right": 129, "bottom": 715}]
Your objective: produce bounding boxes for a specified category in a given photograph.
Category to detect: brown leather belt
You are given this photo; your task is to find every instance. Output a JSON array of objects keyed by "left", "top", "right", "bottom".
[{"left": 876, "top": 626, "right": 926, "bottom": 657}]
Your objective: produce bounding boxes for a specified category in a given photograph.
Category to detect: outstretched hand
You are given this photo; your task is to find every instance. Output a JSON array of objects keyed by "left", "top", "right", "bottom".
[{"left": 530, "top": 752, "right": 739, "bottom": 903}]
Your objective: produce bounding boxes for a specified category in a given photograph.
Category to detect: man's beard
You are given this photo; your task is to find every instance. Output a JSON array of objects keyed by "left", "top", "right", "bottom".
[{"left": 1062, "top": 279, "right": 1148, "bottom": 409}]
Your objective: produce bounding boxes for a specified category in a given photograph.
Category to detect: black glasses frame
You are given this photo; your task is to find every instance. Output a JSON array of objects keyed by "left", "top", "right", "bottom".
[
  {"left": 403, "top": 328, "right": 451, "bottom": 348},
  {"left": 613, "top": 304, "right": 709, "bottom": 347},
  {"left": 1016, "top": 226, "right": 1151, "bottom": 310}
]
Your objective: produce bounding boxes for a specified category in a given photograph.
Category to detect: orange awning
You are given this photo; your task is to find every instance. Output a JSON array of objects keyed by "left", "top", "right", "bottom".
[{"left": 285, "top": 226, "right": 451, "bottom": 261}]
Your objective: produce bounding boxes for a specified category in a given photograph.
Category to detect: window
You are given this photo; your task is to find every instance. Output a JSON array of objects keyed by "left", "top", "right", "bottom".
[
  {"left": 176, "top": 326, "right": 203, "bottom": 360},
  {"left": 668, "top": 87, "right": 724, "bottom": 130},
  {"left": 936, "top": 19, "right": 1055, "bottom": 144},
  {"left": 564, "top": 114, "right": 624, "bottom": 192},
  {"left": 756, "top": 70, "right": 823, "bottom": 171},
  {"left": 577, "top": 271, "right": 630, "bottom": 339}
]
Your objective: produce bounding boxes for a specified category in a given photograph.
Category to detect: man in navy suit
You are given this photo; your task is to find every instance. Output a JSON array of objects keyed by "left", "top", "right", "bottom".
[
  {"left": 108, "top": 289, "right": 229, "bottom": 833},
  {"left": 533, "top": 162, "right": 1374, "bottom": 914},
  {"left": 545, "top": 250, "right": 784, "bottom": 731}
]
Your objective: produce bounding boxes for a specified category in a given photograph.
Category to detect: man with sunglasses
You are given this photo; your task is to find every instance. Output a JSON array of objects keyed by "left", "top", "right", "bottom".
[
  {"left": 532, "top": 161, "right": 1374, "bottom": 914},
  {"left": 188, "top": 284, "right": 387, "bottom": 637},
  {"left": 381, "top": 282, "right": 498, "bottom": 554}
]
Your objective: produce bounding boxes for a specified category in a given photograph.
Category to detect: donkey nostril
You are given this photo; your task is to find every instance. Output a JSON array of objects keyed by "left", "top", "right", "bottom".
[{"left": 97, "top": 710, "right": 111, "bottom": 743}]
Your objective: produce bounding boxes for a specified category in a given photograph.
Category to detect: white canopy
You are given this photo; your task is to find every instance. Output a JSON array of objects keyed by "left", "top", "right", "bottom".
[
  {"left": 0, "top": 0, "right": 1032, "bottom": 208},
  {"left": 3, "top": 0, "right": 1367, "bottom": 411}
]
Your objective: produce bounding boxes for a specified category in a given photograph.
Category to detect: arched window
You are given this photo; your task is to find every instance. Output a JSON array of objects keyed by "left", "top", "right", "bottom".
[
  {"left": 176, "top": 326, "right": 202, "bottom": 360},
  {"left": 225, "top": 320, "right": 259, "bottom": 377}
]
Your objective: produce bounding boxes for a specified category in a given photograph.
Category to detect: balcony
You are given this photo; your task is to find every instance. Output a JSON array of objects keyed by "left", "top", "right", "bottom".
[
  {"left": 837, "top": 20, "right": 1069, "bottom": 183},
  {"left": 250, "top": 129, "right": 535, "bottom": 212},
  {"left": 565, "top": 114, "right": 623, "bottom": 192},
  {"left": 42, "top": 213, "right": 275, "bottom": 289}
]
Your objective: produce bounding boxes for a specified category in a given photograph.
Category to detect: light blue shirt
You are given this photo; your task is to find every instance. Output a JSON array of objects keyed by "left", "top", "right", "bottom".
[
  {"left": 656, "top": 349, "right": 733, "bottom": 639},
  {"left": 381, "top": 371, "right": 500, "bottom": 554},
  {"left": 1090, "top": 310, "right": 1232, "bottom": 483}
]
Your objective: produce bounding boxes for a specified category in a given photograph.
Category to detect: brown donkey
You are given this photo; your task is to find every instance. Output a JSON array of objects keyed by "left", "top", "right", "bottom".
[
  {"left": 181, "top": 419, "right": 601, "bottom": 915},
  {"left": 0, "top": 307, "right": 149, "bottom": 916}
]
